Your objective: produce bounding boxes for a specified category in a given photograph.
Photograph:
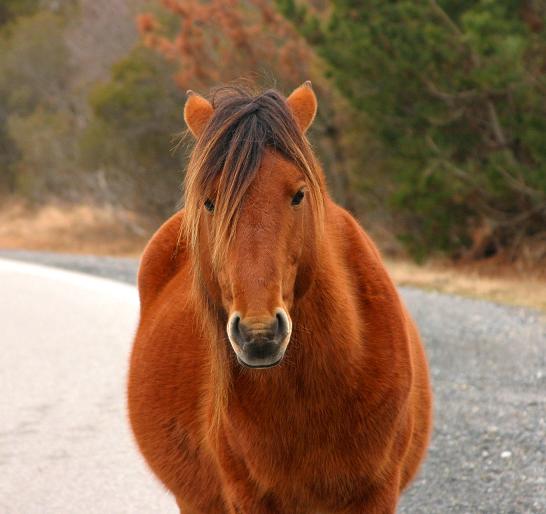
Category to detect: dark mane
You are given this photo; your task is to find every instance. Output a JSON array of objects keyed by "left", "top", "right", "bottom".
[{"left": 183, "top": 86, "right": 323, "bottom": 263}]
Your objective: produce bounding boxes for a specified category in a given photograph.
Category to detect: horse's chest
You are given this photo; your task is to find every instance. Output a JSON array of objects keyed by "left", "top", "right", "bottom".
[
  {"left": 221, "top": 413, "right": 371, "bottom": 512},
  {"left": 222, "top": 395, "right": 371, "bottom": 493}
]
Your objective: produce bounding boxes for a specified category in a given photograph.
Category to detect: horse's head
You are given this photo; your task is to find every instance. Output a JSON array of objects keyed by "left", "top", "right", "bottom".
[{"left": 183, "top": 84, "right": 323, "bottom": 369}]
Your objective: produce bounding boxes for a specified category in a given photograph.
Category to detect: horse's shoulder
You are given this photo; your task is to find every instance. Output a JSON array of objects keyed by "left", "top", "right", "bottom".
[
  {"left": 330, "top": 204, "right": 383, "bottom": 262},
  {"left": 330, "top": 206, "right": 417, "bottom": 384},
  {"left": 329, "top": 203, "right": 401, "bottom": 300},
  {"left": 138, "top": 210, "right": 188, "bottom": 308}
]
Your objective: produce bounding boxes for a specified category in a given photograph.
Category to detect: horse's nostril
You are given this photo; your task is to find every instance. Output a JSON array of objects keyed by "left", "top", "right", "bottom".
[
  {"left": 272, "top": 313, "right": 280, "bottom": 334},
  {"left": 275, "top": 309, "right": 289, "bottom": 339},
  {"left": 229, "top": 313, "right": 243, "bottom": 346},
  {"left": 275, "top": 312, "right": 283, "bottom": 337},
  {"left": 233, "top": 314, "right": 241, "bottom": 333}
]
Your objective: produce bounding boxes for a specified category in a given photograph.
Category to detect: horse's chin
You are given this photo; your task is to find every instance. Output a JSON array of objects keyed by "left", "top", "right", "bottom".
[{"left": 236, "top": 354, "right": 284, "bottom": 369}]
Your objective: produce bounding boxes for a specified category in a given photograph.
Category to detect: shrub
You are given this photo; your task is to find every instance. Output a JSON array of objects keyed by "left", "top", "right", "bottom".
[
  {"left": 7, "top": 109, "right": 78, "bottom": 199},
  {"left": 81, "top": 46, "right": 186, "bottom": 216},
  {"left": 0, "top": 9, "right": 74, "bottom": 196}
]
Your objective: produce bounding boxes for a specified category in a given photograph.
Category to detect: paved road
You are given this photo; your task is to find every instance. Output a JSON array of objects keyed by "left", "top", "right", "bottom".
[
  {"left": 1, "top": 249, "right": 545, "bottom": 513},
  {"left": 0, "top": 258, "right": 177, "bottom": 514}
]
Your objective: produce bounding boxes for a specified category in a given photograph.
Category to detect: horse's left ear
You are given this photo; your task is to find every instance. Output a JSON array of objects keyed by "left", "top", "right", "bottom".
[
  {"left": 286, "top": 81, "right": 317, "bottom": 133},
  {"left": 184, "top": 90, "right": 214, "bottom": 138}
]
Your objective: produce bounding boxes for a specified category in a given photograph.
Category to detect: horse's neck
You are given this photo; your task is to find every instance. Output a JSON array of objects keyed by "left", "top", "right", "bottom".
[{"left": 290, "top": 244, "right": 366, "bottom": 384}]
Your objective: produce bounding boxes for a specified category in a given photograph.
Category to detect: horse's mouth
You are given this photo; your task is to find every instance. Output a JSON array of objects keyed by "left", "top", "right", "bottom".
[{"left": 236, "top": 355, "right": 284, "bottom": 369}]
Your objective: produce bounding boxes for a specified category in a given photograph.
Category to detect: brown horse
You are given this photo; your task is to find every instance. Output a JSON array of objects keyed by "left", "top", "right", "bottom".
[{"left": 128, "top": 83, "right": 432, "bottom": 514}]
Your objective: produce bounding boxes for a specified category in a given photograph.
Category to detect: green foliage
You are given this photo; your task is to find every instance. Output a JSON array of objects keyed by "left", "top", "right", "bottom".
[
  {"left": 0, "top": 11, "right": 72, "bottom": 114},
  {"left": 0, "top": 123, "right": 20, "bottom": 192},
  {"left": 279, "top": 0, "right": 546, "bottom": 259},
  {"left": 0, "top": 0, "right": 40, "bottom": 27},
  {"left": 7, "top": 109, "right": 78, "bottom": 198},
  {"left": 81, "top": 46, "right": 186, "bottom": 215},
  {"left": 0, "top": 5, "right": 186, "bottom": 213},
  {"left": 0, "top": 9, "right": 74, "bottom": 195}
]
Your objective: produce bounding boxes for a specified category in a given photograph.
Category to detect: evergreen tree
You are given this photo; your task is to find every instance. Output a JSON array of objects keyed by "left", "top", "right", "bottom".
[{"left": 278, "top": 0, "right": 546, "bottom": 260}]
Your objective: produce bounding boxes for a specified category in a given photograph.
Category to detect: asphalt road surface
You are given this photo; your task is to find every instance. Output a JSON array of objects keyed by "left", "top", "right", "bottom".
[
  {"left": 1, "top": 249, "right": 545, "bottom": 513},
  {"left": 1, "top": 257, "right": 176, "bottom": 514}
]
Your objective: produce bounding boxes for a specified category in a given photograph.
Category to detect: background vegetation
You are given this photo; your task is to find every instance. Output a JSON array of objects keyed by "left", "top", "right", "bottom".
[{"left": 0, "top": 0, "right": 544, "bottom": 265}]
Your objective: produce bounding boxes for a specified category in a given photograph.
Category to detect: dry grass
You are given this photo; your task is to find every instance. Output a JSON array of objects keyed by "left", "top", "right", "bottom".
[
  {"left": 1, "top": 200, "right": 544, "bottom": 312},
  {"left": 0, "top": 199, "right": 149, "bottom": 256},
  {"left": 386, "top": 258, "right": 546, "bottom": 312}
]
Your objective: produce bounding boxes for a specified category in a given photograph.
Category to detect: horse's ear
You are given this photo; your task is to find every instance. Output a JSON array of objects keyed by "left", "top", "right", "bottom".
[
  {"left": 286, "top": 81, "right": 317, "bottom": 133},
  {"left": 184, "top": 90, "right": 214, "bottom": 138}
]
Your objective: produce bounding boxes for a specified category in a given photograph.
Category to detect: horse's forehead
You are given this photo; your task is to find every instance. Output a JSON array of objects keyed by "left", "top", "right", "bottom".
[
  {"left": 260, "top": 149, "right": 287, "bottom": 167},
  {"left": 253, "top": 151, "right": 302, "bottom": 188}
]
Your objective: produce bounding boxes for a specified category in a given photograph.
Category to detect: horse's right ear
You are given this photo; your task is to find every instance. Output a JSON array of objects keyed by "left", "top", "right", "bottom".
[
  {"left": 184, "top": 91, "right": 214, "bottom": 138},
  {"left": 286, "top": 81, "right": 317, "bottom": 133}
]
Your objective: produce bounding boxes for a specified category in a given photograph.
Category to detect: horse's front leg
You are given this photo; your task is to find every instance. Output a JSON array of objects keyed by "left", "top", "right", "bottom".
[
  {"left": 346, "top": 496, "right": 398, "bottom": 514},
  {"left": 209, "top": 430, "right": 280, "bottom": 513},
  {"left": 176, "top": 496, "right": 229, "bottom": 514},
  {"left": 216, "top": 439, "right": 281, "bottom": 513},
  {"left": 341, "top": 475, "right": 400, "bottom": 514},
  {"left": 223, "top": 482, "right": 280, "bottom": 514},
  {"left": 219, "top": 458, "right": 281, "bottom": 514}
]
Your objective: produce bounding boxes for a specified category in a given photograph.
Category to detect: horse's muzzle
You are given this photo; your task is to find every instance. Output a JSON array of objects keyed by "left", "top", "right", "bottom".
[{"left": 227, "top": 309, "right": 291, "bottom": 368}]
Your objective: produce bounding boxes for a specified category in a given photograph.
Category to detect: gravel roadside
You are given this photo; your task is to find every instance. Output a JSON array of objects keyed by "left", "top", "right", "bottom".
[{"left": 1, "top": 249, "right": 544, "bottom": 513}]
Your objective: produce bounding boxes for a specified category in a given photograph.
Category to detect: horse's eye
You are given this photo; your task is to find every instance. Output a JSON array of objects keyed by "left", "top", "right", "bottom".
[
  {"left": 204, "top": 199, "right": 215, "bottom": 213},
  {"left": 291, "top": 190, "right": 305, "bottom": 206}
]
